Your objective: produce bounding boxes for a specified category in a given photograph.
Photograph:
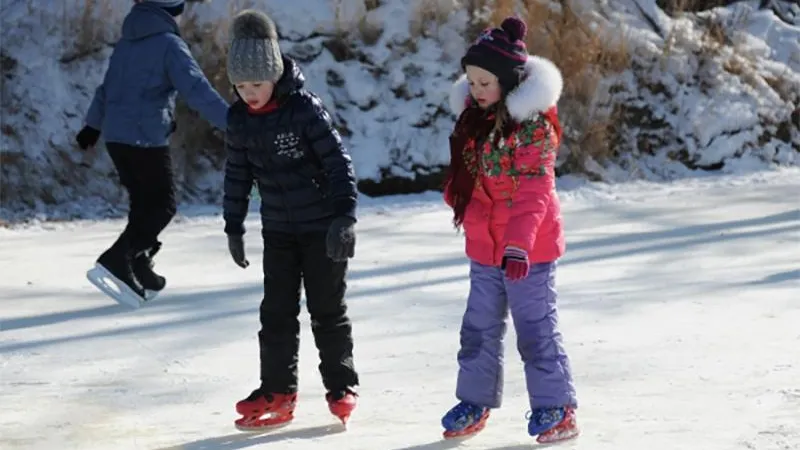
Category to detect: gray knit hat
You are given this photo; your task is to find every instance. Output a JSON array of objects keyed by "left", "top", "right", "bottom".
[{"left": 227, "top": 10, "right": 284, "bottom": 84}]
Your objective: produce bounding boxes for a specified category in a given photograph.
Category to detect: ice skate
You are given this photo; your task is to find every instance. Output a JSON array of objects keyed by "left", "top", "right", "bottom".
[
  {"left": 132, "top": 242, "right": 166, "bottom": 298},
  {"left": 441, "top": 401, "right": 490, "bottom": 440},
  {"left": 87, "top": 244, "right": 147, "bottom": 308},
  {"left": 326, "top": 388, "right": 357, "bottom": 427},
  {"left": 527, "top": 406, "right": 579, "bottom": 444},
  {"left": 234, "top": 389, "right": 297, "bottom": 432}
]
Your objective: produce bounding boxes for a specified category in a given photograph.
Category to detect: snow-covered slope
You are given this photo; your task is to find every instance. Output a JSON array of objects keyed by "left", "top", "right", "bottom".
[
  {"left": 0, "top": 0, "right": 798, "bottom": 222},
  {"left": 1, "top": 168, "right": 799, "bottom": 449},
  {"left": 592, "top": 0, "right": 800, "bottom": 180}
]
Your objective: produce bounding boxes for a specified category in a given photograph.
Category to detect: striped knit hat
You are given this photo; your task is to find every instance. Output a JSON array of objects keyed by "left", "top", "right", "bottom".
[{"left": 461, "top": 17, "right": 529, "bottom": 93}]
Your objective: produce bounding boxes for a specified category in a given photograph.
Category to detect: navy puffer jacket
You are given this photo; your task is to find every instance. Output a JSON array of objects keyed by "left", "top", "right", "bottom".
[{"left": 222, "top": 57, "right": 358, "bottom": 236}]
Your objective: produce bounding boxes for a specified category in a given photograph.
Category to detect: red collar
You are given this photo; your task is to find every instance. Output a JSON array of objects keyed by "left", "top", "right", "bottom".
[{"left": 247, "top": 99, "right": 279, "bottom": 114}]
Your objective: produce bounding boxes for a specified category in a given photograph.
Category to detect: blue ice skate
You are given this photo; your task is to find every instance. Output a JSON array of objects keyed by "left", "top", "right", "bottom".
[
  {"left": 441, "top": 401, "right": 490, "bottom": 439},
  {"left": 527, "top": 406, "right": 579, "bottom": 444}
]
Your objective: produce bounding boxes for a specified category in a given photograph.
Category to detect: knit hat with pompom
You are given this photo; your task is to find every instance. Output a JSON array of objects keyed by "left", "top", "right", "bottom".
[
  {"left": 227, "top": 9, "right": 284, "bottom": 84},
  {"left": 461, "top": 17, "right": 529, "bottom": 94}
]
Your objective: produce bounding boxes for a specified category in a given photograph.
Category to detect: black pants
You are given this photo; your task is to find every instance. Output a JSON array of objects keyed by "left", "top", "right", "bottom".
[
  {"left": 259, "top": 230, "right": 359, "bottom": 394},
  {"left": 105, "top": 142, "right": 177, "bottom": 255}
]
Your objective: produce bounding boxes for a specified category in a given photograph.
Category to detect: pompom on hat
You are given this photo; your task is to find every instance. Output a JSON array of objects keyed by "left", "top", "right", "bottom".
[
  {"left": 461, "top": 17, "right": 529, "bottom": 93},
  {"left": 226, "top": 9, "right": 284, "bottom": 84}
]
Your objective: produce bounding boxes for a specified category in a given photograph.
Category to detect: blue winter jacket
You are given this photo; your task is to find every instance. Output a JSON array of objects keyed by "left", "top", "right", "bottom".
[{"left": 84, "top": 2, "right": 228, "bottom": 148}]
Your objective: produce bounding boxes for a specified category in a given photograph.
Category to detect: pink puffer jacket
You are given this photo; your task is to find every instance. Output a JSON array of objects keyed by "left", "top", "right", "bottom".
[{"left": 445, "top": 55, "right": 566, "bottom": 266}]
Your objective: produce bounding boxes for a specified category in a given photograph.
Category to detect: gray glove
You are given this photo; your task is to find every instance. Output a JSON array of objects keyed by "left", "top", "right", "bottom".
[
  {"left": 326, "top": 217, "right": 356, "bottom": 262},
  {"left": 227, "top": 235, "right": 249, "bottom": 268}
]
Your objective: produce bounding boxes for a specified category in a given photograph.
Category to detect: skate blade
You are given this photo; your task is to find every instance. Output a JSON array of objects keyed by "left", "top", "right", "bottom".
[
  {"left": 443, "top": 410, "right": 489, "bottom": 441},
  {"left": 336, "top": 415, "right": 350, "bottom": 430},
  {"left": 443, "top": 429, "right": 480, "bottom": 441},
  {"left": 329, "top": 401, "right": 354, "bottom": 429},
  {"left": 443, "top": 422, "right": 486, "bottom": 441},
  {"left": 536, "top": 427, "right": 580, "bottom": 444},
  {"left": 234, "top": 417, "right": 293, "bottom": 433},
  {"left": 86, "top": 264, "right": 146, "bottom": 308}
]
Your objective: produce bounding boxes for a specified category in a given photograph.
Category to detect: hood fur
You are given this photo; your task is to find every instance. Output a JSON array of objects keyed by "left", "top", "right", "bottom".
[{"left": 448, "top": 55, "right": 563, "bottom": 121}]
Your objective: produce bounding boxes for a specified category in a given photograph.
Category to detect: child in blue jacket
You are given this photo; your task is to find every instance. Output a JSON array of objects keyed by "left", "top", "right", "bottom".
[{"left": 76, "top": 0, "right": 229, "bottom": 302}]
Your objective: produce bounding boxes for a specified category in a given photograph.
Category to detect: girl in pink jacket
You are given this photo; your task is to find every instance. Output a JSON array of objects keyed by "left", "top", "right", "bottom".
[{"left": 440, "top": 17, "right": 578, "bottom": 444}]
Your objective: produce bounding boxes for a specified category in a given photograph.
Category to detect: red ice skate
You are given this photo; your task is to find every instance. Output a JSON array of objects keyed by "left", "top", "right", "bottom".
[
  {"left": 531, "top": 406, "right": 579, "bottom": 444},
  {"left": 234, "top": 389, "right": 297, "bottom": 432},
  {"left": 326, "top": 389, "right": 357, "bottom": 426}
]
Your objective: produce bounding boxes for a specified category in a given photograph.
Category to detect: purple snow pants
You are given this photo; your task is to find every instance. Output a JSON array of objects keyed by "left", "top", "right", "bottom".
[{"left": 455, "top": 260, "right": 577, "bottom": 410}]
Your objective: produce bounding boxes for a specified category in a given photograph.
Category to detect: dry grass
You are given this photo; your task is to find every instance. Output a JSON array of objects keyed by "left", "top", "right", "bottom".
[
  {"left": 357, "top": 16, "right": 384, "bottom": 45},
  {"left": 168, "top": 1, "right": 252, "bottom": 181},
  {"left": 409, "top": 0, "right": 460, "bottom": 39},
  {"left": 697, "top": 8, "right": 747, "bottom": 56},
  {"left": 663, "top": 0, "right": 750, "bottom": 60},
  {"left": 332, "top": 0, "right": 385, "bottom": 45},
  {"left": 657, "top": 0, "right": 740, "bottom": 15},
  {"left": 60, "top": 0, "right": 117, "bottom": 63},
  {"left": 664, "top": 5, "right": 758, "bottom": 95}
]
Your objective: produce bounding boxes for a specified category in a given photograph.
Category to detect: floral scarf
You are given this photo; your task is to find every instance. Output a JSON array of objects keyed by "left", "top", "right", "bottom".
[
  {"left": 444, "top": 104, "right": 514, "bottom": 228},
  {"left": 444, "top": 103, "right": 563, "bottom": 229}
]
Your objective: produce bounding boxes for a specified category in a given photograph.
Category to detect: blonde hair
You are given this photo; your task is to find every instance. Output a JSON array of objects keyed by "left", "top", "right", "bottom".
[
  {"left": 493, "top": 101, "right": 509, "bottom": 134},
  {"left": 489, "top": 99, "right": 514, "bottom": 146}
]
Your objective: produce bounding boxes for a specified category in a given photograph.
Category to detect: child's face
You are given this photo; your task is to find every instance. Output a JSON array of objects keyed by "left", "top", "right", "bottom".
[
  {"left": 465, "top": 65, "right": 501, "bottom": 109},
  {"left": 235, "top": 81, "right": 275, "bottom": 109}
]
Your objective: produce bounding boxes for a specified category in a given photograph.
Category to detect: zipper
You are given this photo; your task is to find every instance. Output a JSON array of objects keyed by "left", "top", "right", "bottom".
[
  {"left": 476, "top": 136, "right": 500, "bottom": 265},
  {"left": 263, "top": 141, "right": 295, "bottom": 225},
  {"left": 258, "top": 111, "right": 297, "bottom": 226},
  {"left": 488, "top": 192, "right": 498, "bottom": 266},
  {"left": 311, "top": 172, "right": 329, "bottom": 199},
  {"left": 476, "top": 178, "right": 498, "bottom": 266},
  {"left": 274, "top": 176, "right": 294, "bottom": 224}
]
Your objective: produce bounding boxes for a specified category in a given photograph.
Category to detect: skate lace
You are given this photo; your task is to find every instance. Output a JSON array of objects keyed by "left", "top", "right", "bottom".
[
  {"left": 451, "top": 402, "right": 484, "bottom": 426},
  {"left": 328, "top": 388, "right": 356, "bottom": 402},
  {"left": 525, "top": 407, "right": 564, "bottom": 426}
]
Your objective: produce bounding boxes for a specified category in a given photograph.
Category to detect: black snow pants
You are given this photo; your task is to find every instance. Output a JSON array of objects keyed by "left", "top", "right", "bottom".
[
  {"left": 104, "top": 142, "right": 177, "bottom": 256},
  {"left": 258, "top": 230, "right": 359, "bottom": 394}
]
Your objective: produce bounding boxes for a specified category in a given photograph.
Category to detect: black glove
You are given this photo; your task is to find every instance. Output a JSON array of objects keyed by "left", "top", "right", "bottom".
[
  {"left": 326, "top": 216, "right": 356, "bottom": 262},
  {"left": 227, "top": 235, "right": 249, "bottom": 268},
  {"left": 75, "top": 125, "right": 100, "bottom": 150}
]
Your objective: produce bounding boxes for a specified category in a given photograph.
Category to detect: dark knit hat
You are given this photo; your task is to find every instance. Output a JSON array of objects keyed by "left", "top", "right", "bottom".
[
  {"left": 143, "top": 0, "right": 185, "bottom": 17},
  {"left": 461, "top": 17, "right": 529, "bottom": 93},
  {"left": 227, "top": 10, "right": 284, "bottom": 84}
]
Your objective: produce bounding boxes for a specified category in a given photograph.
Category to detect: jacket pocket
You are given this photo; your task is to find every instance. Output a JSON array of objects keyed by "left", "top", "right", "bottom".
[{"left": 137, "top": 110, "right": 172, "bottom": 146}]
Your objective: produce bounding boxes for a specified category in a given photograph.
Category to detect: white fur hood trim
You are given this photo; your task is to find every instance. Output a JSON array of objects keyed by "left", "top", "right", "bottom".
[{"left": 448, "top": 55, "right": 563, "bottom": 121}]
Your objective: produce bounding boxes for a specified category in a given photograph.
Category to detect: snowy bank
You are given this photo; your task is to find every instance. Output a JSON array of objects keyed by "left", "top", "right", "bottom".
[{"left": 0, "top": 0, "right": 797, "bottom": 223}]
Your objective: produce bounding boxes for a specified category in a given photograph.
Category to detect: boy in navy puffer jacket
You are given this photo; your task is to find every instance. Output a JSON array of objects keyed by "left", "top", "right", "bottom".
[
  {"left": 220, "top": 9, "right": 359, "bottom": 430},
  {"left": 76, "top": 0, "right": 229, "bottom": 302}
]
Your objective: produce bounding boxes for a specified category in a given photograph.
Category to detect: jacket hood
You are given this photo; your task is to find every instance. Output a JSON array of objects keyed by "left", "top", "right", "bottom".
[
  {"left": 121, "top": 2, "right": 180, "bottom": 41},
  {"left": 272, "top": 56, "right": 305, "bottom": 100},
  {"left": 449, "top": 55, "right": 563, "bottom": 121}
]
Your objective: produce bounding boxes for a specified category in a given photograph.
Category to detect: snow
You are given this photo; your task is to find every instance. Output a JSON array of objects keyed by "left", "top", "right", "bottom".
[
  {"left": 2, "top": 167, "right": 799, "bottom": 449},
  {"left": 0, "top": 0, "right": 798, "bottom": 220},
  {"left": 188, "top": 0, "right": 467, "bottom": 181},
  {"left": 588, "top": 0, "right": 799, "bottom": 180}
]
